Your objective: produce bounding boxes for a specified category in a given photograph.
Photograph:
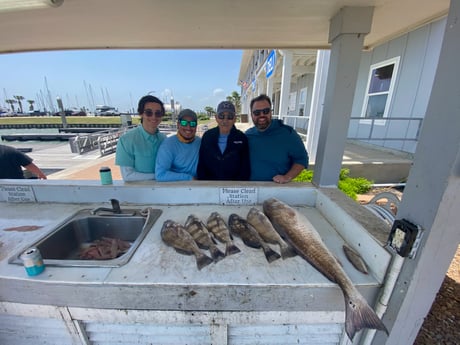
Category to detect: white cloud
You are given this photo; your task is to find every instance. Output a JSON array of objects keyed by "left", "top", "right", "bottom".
[{"left": 213, "top": 88, "right": 224, "bottom": 96}]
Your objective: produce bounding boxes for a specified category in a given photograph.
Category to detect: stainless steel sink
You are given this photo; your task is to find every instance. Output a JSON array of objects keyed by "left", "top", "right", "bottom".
[{"left": 9, "top": 207, "right": 162, "bottom": 267}]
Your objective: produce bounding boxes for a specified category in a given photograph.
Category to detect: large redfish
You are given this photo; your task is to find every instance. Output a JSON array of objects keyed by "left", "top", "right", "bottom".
[{"left": 263, "top": 198, "right": 388, "bottom": 341}]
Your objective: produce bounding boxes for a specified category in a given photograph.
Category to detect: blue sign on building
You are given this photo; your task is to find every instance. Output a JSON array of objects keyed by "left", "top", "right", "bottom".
[{"left": 266, "top": 50, "right": 276, "bottom": 79}]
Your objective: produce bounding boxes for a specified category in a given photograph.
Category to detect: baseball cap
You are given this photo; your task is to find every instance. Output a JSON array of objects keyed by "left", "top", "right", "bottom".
[
  {"left": 217, "top": 101, "right": 236, "bottom": 115},
  {"left": 178, "top": 109, "right": 198, "bottom": 121}
]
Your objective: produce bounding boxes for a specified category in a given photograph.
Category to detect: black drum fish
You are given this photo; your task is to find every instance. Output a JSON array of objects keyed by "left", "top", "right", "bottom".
[
  {"left": 161, "top": 219, "right": 213, "bottom": 270},
  {"left": 206, "top": 212, "right": 241, "bottom": 256},
  {"left": 246, "top": 207, "right": 297, "bottom": 259},
  {"left": 228, "top": 213, "right": 281, "bottom": 263},
  {"left": 185, "top": 214, "right": 225, "bottom": 262}
]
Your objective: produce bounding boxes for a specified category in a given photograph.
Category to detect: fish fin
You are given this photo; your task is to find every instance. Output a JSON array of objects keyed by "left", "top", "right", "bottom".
[
  {"left": 225, "top": 242, "right": 241, "bottom": 256},
  {"left": 196, "top": 253, "right": 214, "bottom": 270},
  {"left": 174, "top": 248, "right": 194, "bottom": 255},
  {"left": 262, "top": 245, "right": 281, "bottom": 263},
  {"left": 280, "top": 243, "right": 297, "bottom": 259},
  {"left": 343, "top": 244, "right": 369, "bottom": 275},
  {"left": 209, "top": 245, "right": 226, "bottom": 262},
  {"left": 344, "top": 292, "right": 388, "bottom": 340}
]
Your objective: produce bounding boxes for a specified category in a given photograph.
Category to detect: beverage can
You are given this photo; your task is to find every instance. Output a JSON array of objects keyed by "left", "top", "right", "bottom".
[
  {"left": 21, "top": 247, "right": 45, "bottom": 276},
  {"left": 99, "top": 166, "right": 113, "bottom": 185}
]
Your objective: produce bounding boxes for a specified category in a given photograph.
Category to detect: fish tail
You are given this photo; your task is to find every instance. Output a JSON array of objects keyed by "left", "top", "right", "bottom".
[
  {"left": 262, "top": 245, "right": 281, "bottom": 263},
  {"left": 196, "top": 253, "right": 214, "bottom": 270},
  {"left": 210, "top": 245, "right": 226, "bottom": 262},
  {"left": 280, "top": 243, "right": 297, "bottom": 259},
  {"left": 344, "top": 292, "right": 388, "bottom": 340},
  {"left": 225, "top": 242, "right": 241, "bottom": 256}
]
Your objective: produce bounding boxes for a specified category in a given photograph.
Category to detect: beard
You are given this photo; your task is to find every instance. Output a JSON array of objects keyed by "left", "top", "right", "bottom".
[{"left": 255, "top": 116, "right": 271, "bottom": 131}]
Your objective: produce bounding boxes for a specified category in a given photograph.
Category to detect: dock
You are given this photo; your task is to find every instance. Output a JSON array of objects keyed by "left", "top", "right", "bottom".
[{"left": 1, "top": 133, "right": 76, "bottom": 141}]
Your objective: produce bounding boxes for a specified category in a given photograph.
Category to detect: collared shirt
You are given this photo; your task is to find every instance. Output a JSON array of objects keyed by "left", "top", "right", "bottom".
[{"left": 115, "top": 125, "right": 166, "bottom": 174}]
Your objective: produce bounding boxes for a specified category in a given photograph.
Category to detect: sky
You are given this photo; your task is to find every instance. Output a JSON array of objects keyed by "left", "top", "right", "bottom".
[{"left": 0, "top": 49, "right": 243, "bottom": 114}]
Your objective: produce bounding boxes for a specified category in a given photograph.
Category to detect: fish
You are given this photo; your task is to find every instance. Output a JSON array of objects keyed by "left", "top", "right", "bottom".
[
  {"left": 185, "top": 214, "right": 225, "bottom": 262},
  {"left": 228, "top": 213, "right": 281, "bottom": 263},
  {"left": 206, "top": 212, "right": 241, "bottom": 256},
  {"left": 263, "top": 198, "right": 388, "bottom": 341},
  {"left": 3, "top": 225, "right": 43, "bottom": 232},
  {"left": 246, "top": 207, "right": 297, "bottom": 259},
  {"left": 343, "top": 244, "right": 369, "bottom": 275},
  {"left": 160, "top": 219, "right": 213, "bottom": 270}
]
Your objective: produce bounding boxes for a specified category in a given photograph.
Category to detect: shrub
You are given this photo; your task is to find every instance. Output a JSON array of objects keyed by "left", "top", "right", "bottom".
[{"left": 293, "top": 168, "right": 373, "bottom": 200}]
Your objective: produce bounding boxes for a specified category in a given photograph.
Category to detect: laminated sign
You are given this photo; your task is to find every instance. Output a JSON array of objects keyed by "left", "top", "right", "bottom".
[
  {"left": 0, "top": 185, "right": 36, "bottom": 203},
  {"left": 219, "top": 187, "right": 257, "bottom": 205}
]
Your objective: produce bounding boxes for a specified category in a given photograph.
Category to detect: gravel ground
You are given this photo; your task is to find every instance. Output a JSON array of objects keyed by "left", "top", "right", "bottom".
[
  {"left": 413, "top": 245, "right": 460, "bottom": 345},
  {"left": 358, "top": 188, "right": 459, "bottom": 345}
]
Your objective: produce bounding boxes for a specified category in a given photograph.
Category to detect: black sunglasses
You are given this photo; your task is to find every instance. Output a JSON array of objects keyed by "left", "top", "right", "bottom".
[
  {"left": 179, "top": 119, "right": 197, "bottom": 128},
  {"left": 252, "top": 107, "right": 271, "bottom": 116},
  {"left": 217, "top": 113, "right": 235, "bottom": 120},
  {"left": 143, "top": 109, "right": 164, "bottom": 118}
]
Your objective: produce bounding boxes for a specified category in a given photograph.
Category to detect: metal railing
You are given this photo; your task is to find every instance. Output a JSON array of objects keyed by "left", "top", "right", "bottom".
[
  {"left": 69, "top": 126, "right": 135, "bottom": 156},
  {"left": 275, "top": 114, "right": 424, "bottom": 142}
]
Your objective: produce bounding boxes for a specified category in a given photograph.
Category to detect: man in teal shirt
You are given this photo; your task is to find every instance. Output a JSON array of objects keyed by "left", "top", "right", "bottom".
[
  {"left": 246, "top": 94, "right": 308, "bottom": 183},
  {"left": 115, "top": 95, "right": 166, "bottom": 181}
]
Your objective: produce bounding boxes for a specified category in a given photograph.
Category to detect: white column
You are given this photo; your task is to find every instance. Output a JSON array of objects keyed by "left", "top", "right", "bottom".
[
  {"left": 374, "top": 1, "right": 460, "bottom": 344},
  {"left": 306, "top": 50, "right": 330, "bottom": 163},
  {"left": 312, "top": 7, "right": 374, "bottom": 187},
  {"left": 278, "top": 50, "right": 292, "bottom": 116},
  {"left": 266, "top": 76, "right": 274, "bottom": 100}
]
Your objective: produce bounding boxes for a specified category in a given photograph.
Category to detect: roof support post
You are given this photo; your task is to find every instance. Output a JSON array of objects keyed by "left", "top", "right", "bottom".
[
  {"left": 278, "top": 50, "right": 293, "bottom": 116},
  {"left": 312, "top": 7, "right": 373, "bottom": 187},
  {"left": 373, "top": 0, "right": 460, "bottom": 343}
]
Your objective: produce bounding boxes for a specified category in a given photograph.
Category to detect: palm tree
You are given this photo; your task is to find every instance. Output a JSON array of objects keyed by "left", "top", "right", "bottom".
[
  {"left": 27, "top": 100, "right": 35, "bottom": 111},
  {"left": 226, "top": 91, "right": 241, "bottom": 114},
  {"left": 5, "top": 99, "right": 17, "bottom": 112},
  {"left": 13, "top": 95, "right": 25, "bottom": 113},
  {"left": 204, "top": 106, "right": 215, "bottom": 117}
]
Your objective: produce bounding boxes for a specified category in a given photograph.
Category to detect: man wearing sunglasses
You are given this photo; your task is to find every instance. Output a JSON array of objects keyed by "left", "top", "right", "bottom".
[
  {"left": 246, "top": 94, "right": 308, "bottom": 183},
  {"left": 155, "top": 109, "right": 201, "bottom": 181},
  {"left": 197, "top": 101, "right": 250, "bottom": 180},
  {"left": 115, "top": 95, "right": 166, "bottom": 181}
]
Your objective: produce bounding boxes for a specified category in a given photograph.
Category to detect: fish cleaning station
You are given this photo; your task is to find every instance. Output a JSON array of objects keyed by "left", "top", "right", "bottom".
[{"left": 0, "top": 1, "right": 459, "bottom": 345}]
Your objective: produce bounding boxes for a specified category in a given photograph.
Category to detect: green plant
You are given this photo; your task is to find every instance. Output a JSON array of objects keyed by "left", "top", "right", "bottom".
[{"left": 293, "top": 168, "right": 373, "bottom": 200}]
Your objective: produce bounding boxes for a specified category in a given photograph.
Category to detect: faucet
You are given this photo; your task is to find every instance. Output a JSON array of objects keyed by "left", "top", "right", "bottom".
[{"left": 91, "top": 198, "right": 122, "bottom": 215}]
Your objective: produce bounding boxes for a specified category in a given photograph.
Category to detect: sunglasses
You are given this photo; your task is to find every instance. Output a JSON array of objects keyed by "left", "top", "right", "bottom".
[
  {"left": 217, "top": 113, "right": 235, "bottom": 120},
  {"left": 179, "top": 119, "right": 197, "bottom": 128},
  {"left": 252, "top": 107, "right": 271, "bottom": 116},
  {"left": 143, "top": 109, "right": 164, "bottom": 118}
]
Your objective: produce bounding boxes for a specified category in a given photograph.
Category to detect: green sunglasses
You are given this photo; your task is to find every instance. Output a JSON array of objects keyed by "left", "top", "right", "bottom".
[{"left": 179, "top": 119, "right": 197, "bottom": 128}]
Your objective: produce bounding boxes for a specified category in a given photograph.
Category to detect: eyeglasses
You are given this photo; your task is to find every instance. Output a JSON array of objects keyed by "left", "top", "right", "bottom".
[
  {"left": 143, "top": 109, "right": 164, "bottom": 117},
  {"left": 252, "top": 107, "right": 271, "bottom": 116},
  {"left": 217, "top": 113, "right": 235, "bottom": 120},
  {"left": 179, "top": 119, "right": 197, "bottom": 128}
]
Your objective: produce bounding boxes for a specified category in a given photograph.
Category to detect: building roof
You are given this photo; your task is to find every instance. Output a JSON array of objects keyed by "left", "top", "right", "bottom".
[{"left": 0, "top": 0, "right": 450, "bottom": 54}]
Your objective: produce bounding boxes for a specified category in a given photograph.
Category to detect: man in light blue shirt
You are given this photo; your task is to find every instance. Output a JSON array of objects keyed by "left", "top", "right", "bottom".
[
  {"left": 156, "top": 109, "right": 201, "bottom": 181},
  {"left": 116, "top": 95, "right": 166, "bottom": 181}
]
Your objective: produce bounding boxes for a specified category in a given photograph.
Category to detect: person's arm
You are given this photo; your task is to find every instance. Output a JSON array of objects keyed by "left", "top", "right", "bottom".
[
  {"left": 273, "top": 163, "right": 305, "bottom": 184},
  {"left": 120, "top": 166, "right": 155, "bottom": 182},
  {"left": 24, "top": 162, "right": 47, "bottom": 180}
]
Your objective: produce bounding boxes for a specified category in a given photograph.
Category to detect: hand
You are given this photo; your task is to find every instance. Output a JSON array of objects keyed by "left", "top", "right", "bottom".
[{"left": 272, "top": 174, "right": 292, "bottom": 184}]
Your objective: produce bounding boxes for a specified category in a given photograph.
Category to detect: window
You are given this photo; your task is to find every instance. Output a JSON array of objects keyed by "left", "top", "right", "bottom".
[{"left": 362, "top": 57, "right": 400, "bottom": 119}]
